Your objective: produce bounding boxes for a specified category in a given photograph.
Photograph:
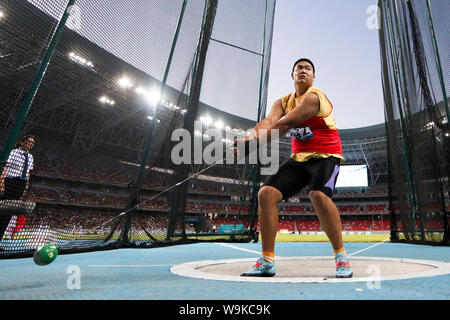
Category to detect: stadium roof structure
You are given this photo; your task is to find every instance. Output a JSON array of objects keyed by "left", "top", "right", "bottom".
[{"left": 340, "top": 123, "right": 386, "bottom": 140}]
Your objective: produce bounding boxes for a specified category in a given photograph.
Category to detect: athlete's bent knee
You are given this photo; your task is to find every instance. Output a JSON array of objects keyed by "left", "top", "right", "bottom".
[
  {"left": 258, "top": 186, "right": 282, "bottom": 205},
  {"left": 308, "top": 190, "right": 327, "bottom": 202}
]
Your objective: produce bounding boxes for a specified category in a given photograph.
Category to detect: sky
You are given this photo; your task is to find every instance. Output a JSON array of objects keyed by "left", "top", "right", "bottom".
[{"left": 266, "top": 0, "right": 385, "bottom": 129}]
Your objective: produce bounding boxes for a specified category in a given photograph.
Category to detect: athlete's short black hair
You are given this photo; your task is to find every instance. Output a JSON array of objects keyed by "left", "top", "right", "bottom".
[{"left": 292, "top": 58, "right": 315, "bottom": 74}]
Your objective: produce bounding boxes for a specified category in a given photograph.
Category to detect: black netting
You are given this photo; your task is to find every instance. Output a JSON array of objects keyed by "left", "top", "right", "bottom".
[
  {"left": 379, "top": 0, "right": 449, "bottom": 245},
  {"left": 0, "top": 0, "right": 275, "bottom": 258}
]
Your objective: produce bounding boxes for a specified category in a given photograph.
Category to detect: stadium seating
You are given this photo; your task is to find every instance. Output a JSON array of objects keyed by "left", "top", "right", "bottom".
[
  {"left": 365, "top": 187, "right": 388, "bottom": 196},
  {"left": 344, "top": 219, "right": 372, "bottom": 231},
  {"left": 338, "top": 205, "right": 361, "bottom": 214},
  {"left": 296, "top": 220, "right": 320, "bottom": 232},
  {"left": 278, "top": 220, "right": 295, "bottom": 232},
  {"left": 425, "top": 218, "right": 443, "bottom": 231},
  {"left": 365, "top": 204, "right": 388, "bottom": 213},
  {"left": 282, "top": 205, "right": 306, "bottom": 214},
  {"left": 26, "top": 152, "right": 399, "bottom": 236},
  {"left": 371, "top": 219, "right": 390, "bottom": 231}
]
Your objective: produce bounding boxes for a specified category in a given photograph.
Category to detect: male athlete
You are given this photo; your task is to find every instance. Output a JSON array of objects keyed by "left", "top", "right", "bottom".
[{"left": 237, "top": 58, "right": 352, "bottom": 278}]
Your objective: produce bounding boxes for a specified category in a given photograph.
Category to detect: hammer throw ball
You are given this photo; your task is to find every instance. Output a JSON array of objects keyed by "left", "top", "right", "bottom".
[{"left": 33, "top": 244, "right": 58, "bottom": 266}]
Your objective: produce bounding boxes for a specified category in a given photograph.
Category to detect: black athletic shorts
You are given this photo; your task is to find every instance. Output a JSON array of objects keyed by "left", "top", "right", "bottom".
[{"left": 263, "top": 156, "right": 341, "bottom": 200}]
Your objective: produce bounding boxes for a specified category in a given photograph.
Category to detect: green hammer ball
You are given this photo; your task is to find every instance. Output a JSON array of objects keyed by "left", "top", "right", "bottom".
[{"left": 33, "top": 244, "right": 59, "bottom": 266}]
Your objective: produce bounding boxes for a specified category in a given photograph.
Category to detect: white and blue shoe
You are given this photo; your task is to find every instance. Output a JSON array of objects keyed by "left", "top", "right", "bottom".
[
  {"left": 335, "top": 252, "right": 353, "bottom": 278},
  {"left": 241, "top": 257, "right": 276, "bottom": 277}
]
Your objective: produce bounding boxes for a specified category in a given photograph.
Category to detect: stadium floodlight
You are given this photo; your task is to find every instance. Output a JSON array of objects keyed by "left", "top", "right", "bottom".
[
  {"left": 145, "top": 88, "right": 161, "bottom": 107},
  {"left": 215, "top": 120, "right": 224, "bottom": 130},
  {"left": 147, "top": 116, "right": 161, "bottom": 123},
  {"left": 0, "top": 11, "right": 4, "bottom": 20},
  {"left": 118, "top": 77, "right": 133, "bottom": 89},
  {"left": 68, "top": 52, "right": 94, "bottom": 69},
  {"left": 135, "top": 86, "right": 146, "bottom": 95},
  {"left": 99, "top": 95, "right": 115, "bottom": 106},
  {"left": 200, "top": 116, "right": 212, "bottom": 126}
]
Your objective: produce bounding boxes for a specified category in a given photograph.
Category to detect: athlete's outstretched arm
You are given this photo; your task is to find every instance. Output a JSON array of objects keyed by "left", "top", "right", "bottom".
[
  {"left": 257, "top": 92, "right": 320, "bottom": 143},
  {"left": 232, "top": 99, "right": 284, "bottom": 157},
  {"left": 247, "top": 99, "right": 284, "bottom": 139}
]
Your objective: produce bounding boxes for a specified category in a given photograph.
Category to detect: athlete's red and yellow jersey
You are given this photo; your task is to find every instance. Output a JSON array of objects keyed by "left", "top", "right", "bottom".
[{"left": 280, "top": 86, "right": 344, "bottom": 163}]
